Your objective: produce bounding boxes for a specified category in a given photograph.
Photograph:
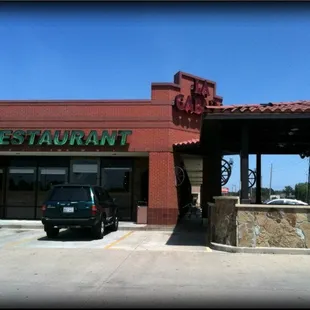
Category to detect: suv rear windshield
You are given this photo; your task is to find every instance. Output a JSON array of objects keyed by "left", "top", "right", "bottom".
[{"left": 48, "top": 186, "right": 91, "bottom": 201}]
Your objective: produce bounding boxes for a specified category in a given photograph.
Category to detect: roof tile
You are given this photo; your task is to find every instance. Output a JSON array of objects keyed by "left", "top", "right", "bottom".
[
  {"left": 174, "top": 138, "right": 200, "bottom": 147},
  {"left": 205, "top": 100, "right": 310, "bottom": 114}
]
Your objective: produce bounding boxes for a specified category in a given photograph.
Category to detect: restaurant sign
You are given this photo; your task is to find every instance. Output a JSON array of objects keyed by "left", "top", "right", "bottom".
[
  {"left": 0, "top": 130, "right": 132, "bottom": 146},
  {"left": 173, "top": 79, "right": 210, "bottom": 115}
]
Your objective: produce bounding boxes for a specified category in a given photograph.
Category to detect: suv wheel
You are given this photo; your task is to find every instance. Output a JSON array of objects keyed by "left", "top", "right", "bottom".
[
  {"left": 92, "top": 218, "right": 105, "bottom": 239},
  {"left": 45, "top": 226, "right": 60, "bottom": 239},
  {"left": 110, "top": 215, "right": 119, "bottom": 232}
]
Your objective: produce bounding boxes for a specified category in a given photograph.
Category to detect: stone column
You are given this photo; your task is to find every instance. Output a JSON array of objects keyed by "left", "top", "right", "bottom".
[{"left": 210, "top": 196, "right": 239, "bottom": 246}]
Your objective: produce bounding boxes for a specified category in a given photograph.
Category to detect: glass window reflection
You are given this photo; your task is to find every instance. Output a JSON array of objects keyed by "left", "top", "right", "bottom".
[
  {"left": 37, "top": 168, "right": 67, "bottom": 206},
  {"left": 7, "top": 168, "right": 36, "bottom": 206},
  {"left": 70, "top": 160, "right": 99, "bottom": 185},
  {"left": 0, "top": 169, "right": 3, "bottom": 218},
  {"left": 0, "top": 169, "right": 3, "bottom": 206},
  {"left": 102, "top": 168, "right": 131, "bottom": 192}
]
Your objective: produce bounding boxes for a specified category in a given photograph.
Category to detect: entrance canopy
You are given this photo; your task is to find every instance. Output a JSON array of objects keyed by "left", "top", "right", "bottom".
[
  {"left": 201, "top": 101, "right": 310, "bottom": 156},
  {"left": 173, "top": 101, "right": 310, "bottom": 206},
  {"left": 182, "top": 155, "right": 202, "bottom": 186},
  {"left": 199, "top": 100, "right": 310, "bottom": 204}
]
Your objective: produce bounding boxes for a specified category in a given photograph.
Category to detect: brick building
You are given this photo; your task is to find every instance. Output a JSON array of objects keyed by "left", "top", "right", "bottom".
[{"left": 0, "top": 71, "right": 222, "bottom": 225}]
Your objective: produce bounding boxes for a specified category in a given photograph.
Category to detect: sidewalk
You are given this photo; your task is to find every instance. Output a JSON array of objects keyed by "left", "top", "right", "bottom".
[{"left": 0, "top": 220, "right": 176, "bottom": 231}]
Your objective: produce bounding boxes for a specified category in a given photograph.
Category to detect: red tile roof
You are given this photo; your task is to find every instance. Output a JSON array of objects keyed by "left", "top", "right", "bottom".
[
  {"left": 205, "top": 100, "right": 310, "bottom": 114},
  {"left": 174, "top": 138, "right": 200, "bottom": 147},
  {"left": 174, "top": 102, "right": 310, "bottom": 148}
]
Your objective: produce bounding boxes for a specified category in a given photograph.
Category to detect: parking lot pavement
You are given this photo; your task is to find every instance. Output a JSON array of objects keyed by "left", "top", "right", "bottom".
[
  {"left": 0, "top": 219, "right": 149, "bottom": 230},
  {"left": 107, "top": 230, "right": 209, "bottom": 252},
  {"left": 0, "top": 228, "right": 134, "bottom": 250},
  {"left": 1, "top": 245, "right": 310, "bottom": 308},
  {"left": 0, "top": 228, "right": 209, "bottom": 251},
  {"left": 1, "top": 226, "right": 310, "bottom": 308}
]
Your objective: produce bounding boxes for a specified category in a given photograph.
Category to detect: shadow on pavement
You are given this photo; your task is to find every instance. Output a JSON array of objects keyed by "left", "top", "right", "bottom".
[
  {"left": 165, "top": 213, "right": 208, "bottom": 247},
  {"left": 37, "top": 228, "right": 112, "bottom": 242}
]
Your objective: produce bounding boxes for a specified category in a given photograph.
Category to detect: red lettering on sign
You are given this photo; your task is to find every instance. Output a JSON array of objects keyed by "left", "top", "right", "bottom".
[
  {"left": 184, "top": 96, "right": 194, "bottom": 113},
  {"left": 174, "top": 95, "right": 205, "bottom": 115},
  {"left": 194, "top": 97, "right": 205, "bottom": 115},
  {"left": 175, "top": 94, "right": 185, "bottom": 110},
  {"left": 193, "top": 79, "right": 210, "bottom": 97},
  {"left": 201, "top": 80, "right": 209, "bottom": 97},
  {"left": 173, "top": 78, "right": 212, "bottom": 115},
  {"left": 193, "top": 80, "right": 199, "bottom": 94}
]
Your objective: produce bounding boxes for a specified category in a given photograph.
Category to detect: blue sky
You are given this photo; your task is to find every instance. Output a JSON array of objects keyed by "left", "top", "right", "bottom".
[{"left": 0, "top": 3, "right": 310, "bottom": 191}]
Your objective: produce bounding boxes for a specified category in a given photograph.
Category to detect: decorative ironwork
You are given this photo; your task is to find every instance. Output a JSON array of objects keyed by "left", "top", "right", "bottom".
[
  {"left": 175, "top": 166, "right": 185, "bottom": 187},
  {"left": 221, "top": 158, "right": 233, "bottom": 186},
  {"left": 248, "top": 169, "right": 257, "bottom": 188}
]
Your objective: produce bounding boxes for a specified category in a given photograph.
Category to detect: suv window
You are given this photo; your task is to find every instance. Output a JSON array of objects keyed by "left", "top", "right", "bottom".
[
  {"left": 48, "top": 186, "right": 91, "bottom": 201},
  {"left": 103, "top": 189, "right": 112, "bottom": 201},
  {"left": 94, "top": 187, "right": 111, "bottom": 202}
]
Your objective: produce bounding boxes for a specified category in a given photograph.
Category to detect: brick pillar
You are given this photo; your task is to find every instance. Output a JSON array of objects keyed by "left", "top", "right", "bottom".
[{"left": 147, "top": 152, "right": 178, "bottom": 225}]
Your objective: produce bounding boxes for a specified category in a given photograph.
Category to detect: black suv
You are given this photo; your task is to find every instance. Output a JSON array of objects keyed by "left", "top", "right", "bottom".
[{"left": 41, "top": 184, "right": 119, "bottom": 239}]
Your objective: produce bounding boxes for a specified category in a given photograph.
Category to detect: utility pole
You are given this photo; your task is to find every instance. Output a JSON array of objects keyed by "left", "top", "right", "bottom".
[{"left": 269, "top": 163, "right": 273, "bottom": 199}]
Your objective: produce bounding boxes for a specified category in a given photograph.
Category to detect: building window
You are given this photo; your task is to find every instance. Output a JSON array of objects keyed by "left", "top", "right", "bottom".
[
  {"left": 70, "top": 159, "right": 99, "bottom": 185},
  {"left": 7, "top": 168, "right": 36, "bottom": 207},
  {"left": 37, "top": 168, "right": 68, "bottom": 206},
  {"left": 102, "top": 168, "right": 131, "bottom": 193}
]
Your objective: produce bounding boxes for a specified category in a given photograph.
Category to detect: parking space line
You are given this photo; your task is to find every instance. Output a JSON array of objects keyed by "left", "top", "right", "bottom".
[
  {"left": 2, "top": 236, "right": 39, "bottom": 249},
  {"left": 104, "top": 231, "right": 134, "bottom": 249}
]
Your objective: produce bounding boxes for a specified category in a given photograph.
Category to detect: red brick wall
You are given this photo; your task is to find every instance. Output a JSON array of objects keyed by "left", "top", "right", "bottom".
[
  {"left": 148, "top": 152, "right": 179, "bottom": 225},
  {"left": 0, "top": 71, "right": 223, "bottom": 225},
  {"left": 0, "top": 71, "right": 222, "bottom": 153},
  {"left": 0, "top": 101, "right": 174, "bottom": 152}
]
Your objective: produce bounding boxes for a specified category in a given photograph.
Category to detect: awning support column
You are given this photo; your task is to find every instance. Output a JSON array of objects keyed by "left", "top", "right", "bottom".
[
  {"left": 200, "top": 121, "right": 222, "bottom": 218},
  {"left": 240, "top": 123, "right": 250, "bottom": 203},
  {"left": 255, "top": 153, "right": 262, "bottom": 204}
]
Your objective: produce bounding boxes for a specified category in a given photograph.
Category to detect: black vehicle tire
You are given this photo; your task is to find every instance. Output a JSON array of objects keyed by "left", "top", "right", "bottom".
[
  {"left": 45, "top": 226, "right": 60, "bottom": 239},
  {"left": 91, "top": 218, "right": 105, "bottom": 240},
  {"left": 110, "top": 215, "right": 119, "bottom": 232}
]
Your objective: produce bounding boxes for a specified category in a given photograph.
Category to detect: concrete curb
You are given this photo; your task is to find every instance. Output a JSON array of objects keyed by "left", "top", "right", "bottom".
[
  {"left": 0, "top": 223, "right": 176, "bottom": 232},
  {"left": 210, "top": 242, "right": 310, "bottom": 255},
  {"left": 0, "top": 225, "right": 43, "bottom": 230}
]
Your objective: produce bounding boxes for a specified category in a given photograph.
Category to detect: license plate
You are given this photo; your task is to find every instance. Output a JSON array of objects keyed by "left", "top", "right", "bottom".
[{"left": 63, "top": 207, "right": 74, "bottom": 213}]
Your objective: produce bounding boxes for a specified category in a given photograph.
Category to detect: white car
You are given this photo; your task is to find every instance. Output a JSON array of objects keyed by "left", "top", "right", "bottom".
[{"left": 266, "top": 198, "right": 308, "bottom": 206}]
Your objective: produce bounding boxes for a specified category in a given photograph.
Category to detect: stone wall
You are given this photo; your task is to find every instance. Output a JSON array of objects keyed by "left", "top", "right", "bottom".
[
  {"left": 236, "top": 205, "right": 310, "bottom": 248},
  {"left": 209, "top": 197, "right": 310, "bottom": 248},
  {"left": 210, "top": 197, "right": 239, "bottom": 246}
]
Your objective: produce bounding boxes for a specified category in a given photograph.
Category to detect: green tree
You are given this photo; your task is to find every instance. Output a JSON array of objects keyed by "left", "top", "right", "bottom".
[
  {"left": 261, "top": 187, "right": 274, "bottom": 201},
  {"left": 295, "top": 183, "right": 308, "bottom": 202},
  {"left": 283, "top": 186, "right": 295, "bottom": 198},
  {"left": 250, "top": 187, "right": 274, "bottom": 202}
]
